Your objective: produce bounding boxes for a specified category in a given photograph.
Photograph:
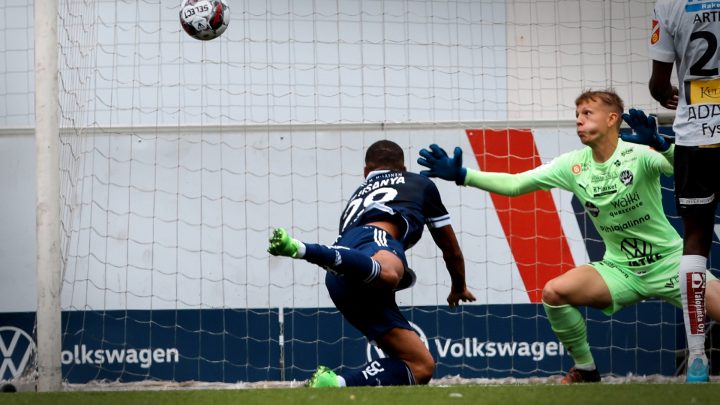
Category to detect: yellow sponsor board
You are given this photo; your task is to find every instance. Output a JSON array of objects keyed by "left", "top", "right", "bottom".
[{"left": 689, "top": 79, "right": 720, "bottom": 104}]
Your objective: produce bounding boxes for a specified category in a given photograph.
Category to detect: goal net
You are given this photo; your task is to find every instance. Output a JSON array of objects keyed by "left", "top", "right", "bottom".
[{"left": 3, "top": 0, "right": 717, "bottom": 388}]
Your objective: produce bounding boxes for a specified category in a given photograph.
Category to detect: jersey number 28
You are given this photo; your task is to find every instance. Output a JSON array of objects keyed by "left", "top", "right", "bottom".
[{"left": 340, "top": 187, "right": 398, "bottom": 232}]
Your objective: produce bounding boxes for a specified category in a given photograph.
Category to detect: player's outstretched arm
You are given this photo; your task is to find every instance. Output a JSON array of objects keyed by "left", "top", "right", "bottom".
[
  {"left": 418, "top": 144, "right": 539, "bottom": 196},
  {"left": 620, "top": 108, "right": 671, "bottom": 152},
  {"left": 429, "top": 225, "right": 476, "bottom": 307}
]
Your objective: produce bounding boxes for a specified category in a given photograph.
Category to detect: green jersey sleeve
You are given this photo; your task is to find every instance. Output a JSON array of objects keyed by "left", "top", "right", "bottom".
[
  {"left": 466, "top": 139, "right": 681, "bottom": 270},
  {"left": 462, "top": 151, "right": 576, "bottom": 194}
]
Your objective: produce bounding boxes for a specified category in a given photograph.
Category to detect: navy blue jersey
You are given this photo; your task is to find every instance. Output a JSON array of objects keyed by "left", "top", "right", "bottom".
[{"left": 338, "top": 170, "right": 451, "bottom": 249}]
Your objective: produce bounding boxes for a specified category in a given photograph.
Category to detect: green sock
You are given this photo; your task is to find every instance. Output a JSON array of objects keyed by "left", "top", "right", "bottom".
[{"left": 543, "top": 301, "right": 594, "bottom": 368}]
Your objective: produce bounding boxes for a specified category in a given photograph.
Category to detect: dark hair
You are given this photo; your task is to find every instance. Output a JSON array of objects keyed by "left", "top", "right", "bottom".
[{"left": 365, "top": 140, "right": 405, "bottom": 171}]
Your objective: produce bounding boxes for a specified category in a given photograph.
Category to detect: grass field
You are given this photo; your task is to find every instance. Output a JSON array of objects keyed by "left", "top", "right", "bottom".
[{"left": 1, "top": 384, "right": 719, "bottom": 405}]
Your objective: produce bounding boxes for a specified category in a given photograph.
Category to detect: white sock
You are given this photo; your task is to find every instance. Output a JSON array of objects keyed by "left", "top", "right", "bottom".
[
  {"left": 337, "top": 375, "right": 346, "bottom": 387},
  {"left": 295, "top": 241, "right": 306, "bottom": 258},
  {"left": 679, "top": 255, "right": 707, "bottom": 357}
]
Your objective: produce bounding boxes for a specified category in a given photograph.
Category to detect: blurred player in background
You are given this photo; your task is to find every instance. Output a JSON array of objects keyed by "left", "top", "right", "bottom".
[
  {"left": 647, "top": 0, "right": 720, "bottom": 383},
  {"left": 418, "top": 89, "right": 720, "bottom": 383},
  {"left": 268, "top": 139, "right": 475, "bottom": 387}
]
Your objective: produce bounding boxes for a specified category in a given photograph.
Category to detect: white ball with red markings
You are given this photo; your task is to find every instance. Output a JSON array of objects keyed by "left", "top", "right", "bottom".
[{"left": 179, "top": 0, "right": 229, "bottom": 41}]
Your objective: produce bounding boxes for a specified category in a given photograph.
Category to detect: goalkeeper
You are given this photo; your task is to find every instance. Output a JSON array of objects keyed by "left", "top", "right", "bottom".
[{"left": 418, "top": 89, "right": 720, "bottom": 383}]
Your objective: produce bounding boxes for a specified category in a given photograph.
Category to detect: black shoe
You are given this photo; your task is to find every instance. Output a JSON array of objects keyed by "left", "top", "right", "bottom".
[{"left": 560, "top": 367, "right": 601, "bottom": 384}]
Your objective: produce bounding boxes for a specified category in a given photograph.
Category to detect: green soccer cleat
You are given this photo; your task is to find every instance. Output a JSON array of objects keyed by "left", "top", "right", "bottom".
[
  {"left": 267, "top": 228, "right": 300, "bottom": 258},
  {"left": 305, "top": 365, "right": 340, "bottom": 388}
]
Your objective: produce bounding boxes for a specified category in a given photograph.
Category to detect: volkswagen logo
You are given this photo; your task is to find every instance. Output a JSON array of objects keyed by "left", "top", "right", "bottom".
[
  {"left": 0, "top": 326, "right": 36, "bottom": 381},
  {"left": 620, "top": 238, "right": 652, "bottom": 259}
]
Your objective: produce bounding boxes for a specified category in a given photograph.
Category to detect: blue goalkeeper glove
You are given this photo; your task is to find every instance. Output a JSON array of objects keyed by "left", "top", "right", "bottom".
[
  {"left": 620, "top": 108, "right": 670, "bottom": 152},
  {"left": 417, "top": 144, "right": 467, "bottom": 185}
]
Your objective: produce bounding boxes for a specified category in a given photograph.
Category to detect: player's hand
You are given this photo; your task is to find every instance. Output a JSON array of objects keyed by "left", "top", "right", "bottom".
[
  {"left": 620, "top": 108, "right": 670, "bottom": 152},
  {"left": 447, "top": 287, "right": 476, "bottom": 308},
  {"left": 661, "top": 86, "right": 679, "bottom": 110},
  {"left": 417, "top": 144, "right": 467, "bottom": 185}
]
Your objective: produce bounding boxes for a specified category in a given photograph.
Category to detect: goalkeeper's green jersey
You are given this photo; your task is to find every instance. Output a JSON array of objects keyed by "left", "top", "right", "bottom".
[{"left": 466, "top": 139, "right": 682, "bottom": 271}]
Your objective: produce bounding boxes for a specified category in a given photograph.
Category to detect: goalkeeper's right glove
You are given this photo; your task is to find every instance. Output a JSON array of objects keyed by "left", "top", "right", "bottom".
[
  {"left": 620, "top": 108, "right": 670, "bottom": 152},
  {"left": 417, "top": 144, "right": 467, "bottom": 185}
]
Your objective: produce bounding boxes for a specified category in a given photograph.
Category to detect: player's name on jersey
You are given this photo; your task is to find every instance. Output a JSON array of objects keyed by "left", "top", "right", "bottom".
[
  {"left": 692, "top": 10, "right": 720, "bottom": 23},
  {"left": 357, "top": 173, "right": 406, "bottom": 196}
]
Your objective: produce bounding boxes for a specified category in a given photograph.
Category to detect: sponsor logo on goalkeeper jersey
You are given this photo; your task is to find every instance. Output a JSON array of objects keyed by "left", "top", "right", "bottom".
[
  {"left": 598, "top": 213, "right": 650, "bottom": 232},
  {"left": 608, "top": 192, "right": 643, "bottom": 217},
  {"left": 0, "top": 326, "right": 36, "bottom": 380},
  {"left": 620, "top": 238, "right": 663, "bottom": 267},
  {"left": 60, "top": 345, "right": 180, "bottom": 369},
  {"left": 592, "top": 184, "right": 617, "bottom": 197},
  {"left": 590, "top": 173, "right": 613, "bottom": 182},
  {"left": 619, "top": 169, "right": 633, "bottom": 185}
]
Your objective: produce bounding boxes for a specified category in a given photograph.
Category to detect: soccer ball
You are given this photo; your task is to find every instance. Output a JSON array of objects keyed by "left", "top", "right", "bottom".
[{"left": 179, "top": 0, "right": 229, "bottom": 41}]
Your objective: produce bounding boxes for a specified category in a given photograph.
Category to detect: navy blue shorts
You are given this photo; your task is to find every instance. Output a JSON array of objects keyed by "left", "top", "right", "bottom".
[{"left": 325, "top": 225, "right": 412, "bottom": 342}]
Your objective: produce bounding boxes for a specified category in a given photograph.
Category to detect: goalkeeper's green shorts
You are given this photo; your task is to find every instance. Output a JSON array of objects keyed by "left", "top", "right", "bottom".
[{"left": 591, "top": 252, "right": 718, "bottom": 316}]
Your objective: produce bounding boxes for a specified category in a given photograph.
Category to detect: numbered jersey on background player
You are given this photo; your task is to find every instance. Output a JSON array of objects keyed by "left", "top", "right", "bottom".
[
  {"left": 650, "top": 0, "right": 720, "bottom": 146},
  {"left": 338, "top": 170, "right": 451, "bottom": 249}
]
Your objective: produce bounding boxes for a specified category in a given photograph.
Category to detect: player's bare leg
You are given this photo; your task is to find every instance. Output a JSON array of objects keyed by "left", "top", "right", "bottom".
[
  {"left": 375, "top": 327, "right": 435, "bottom": 384},
  {"left": 542, "top": 265, "right": 611, "bottom": 383}
]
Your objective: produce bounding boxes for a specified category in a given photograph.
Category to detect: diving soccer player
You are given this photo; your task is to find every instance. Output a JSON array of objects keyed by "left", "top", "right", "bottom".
[{"left": 268, "top": 139, "right": 476, "bottom": 387}]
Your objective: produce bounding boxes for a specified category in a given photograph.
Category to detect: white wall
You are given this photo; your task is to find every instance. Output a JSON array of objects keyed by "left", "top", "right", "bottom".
[
  {"left": 1, "top": 0, "right": 660, "bottom": 312},
  {"left": 0, "top": 131, "right": 36, "bottom": 312}
]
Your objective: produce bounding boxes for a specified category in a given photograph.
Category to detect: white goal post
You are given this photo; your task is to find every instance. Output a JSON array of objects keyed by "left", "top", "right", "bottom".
[{"left": 35, "top": 0, "right": 62, "bottom": 392}]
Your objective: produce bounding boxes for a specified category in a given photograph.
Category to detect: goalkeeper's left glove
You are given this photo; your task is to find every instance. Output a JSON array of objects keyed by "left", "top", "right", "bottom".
[
  {"left": 620, "top": 108, "right": 670, "bottom": 152},
  {"left": 417, "top": 144, "right": 467, "bottom": 185}
]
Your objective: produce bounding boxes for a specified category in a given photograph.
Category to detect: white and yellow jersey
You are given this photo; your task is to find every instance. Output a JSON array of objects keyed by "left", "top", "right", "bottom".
[{"left": 650, "top": 0, "right": 720, "bottom": 146}]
